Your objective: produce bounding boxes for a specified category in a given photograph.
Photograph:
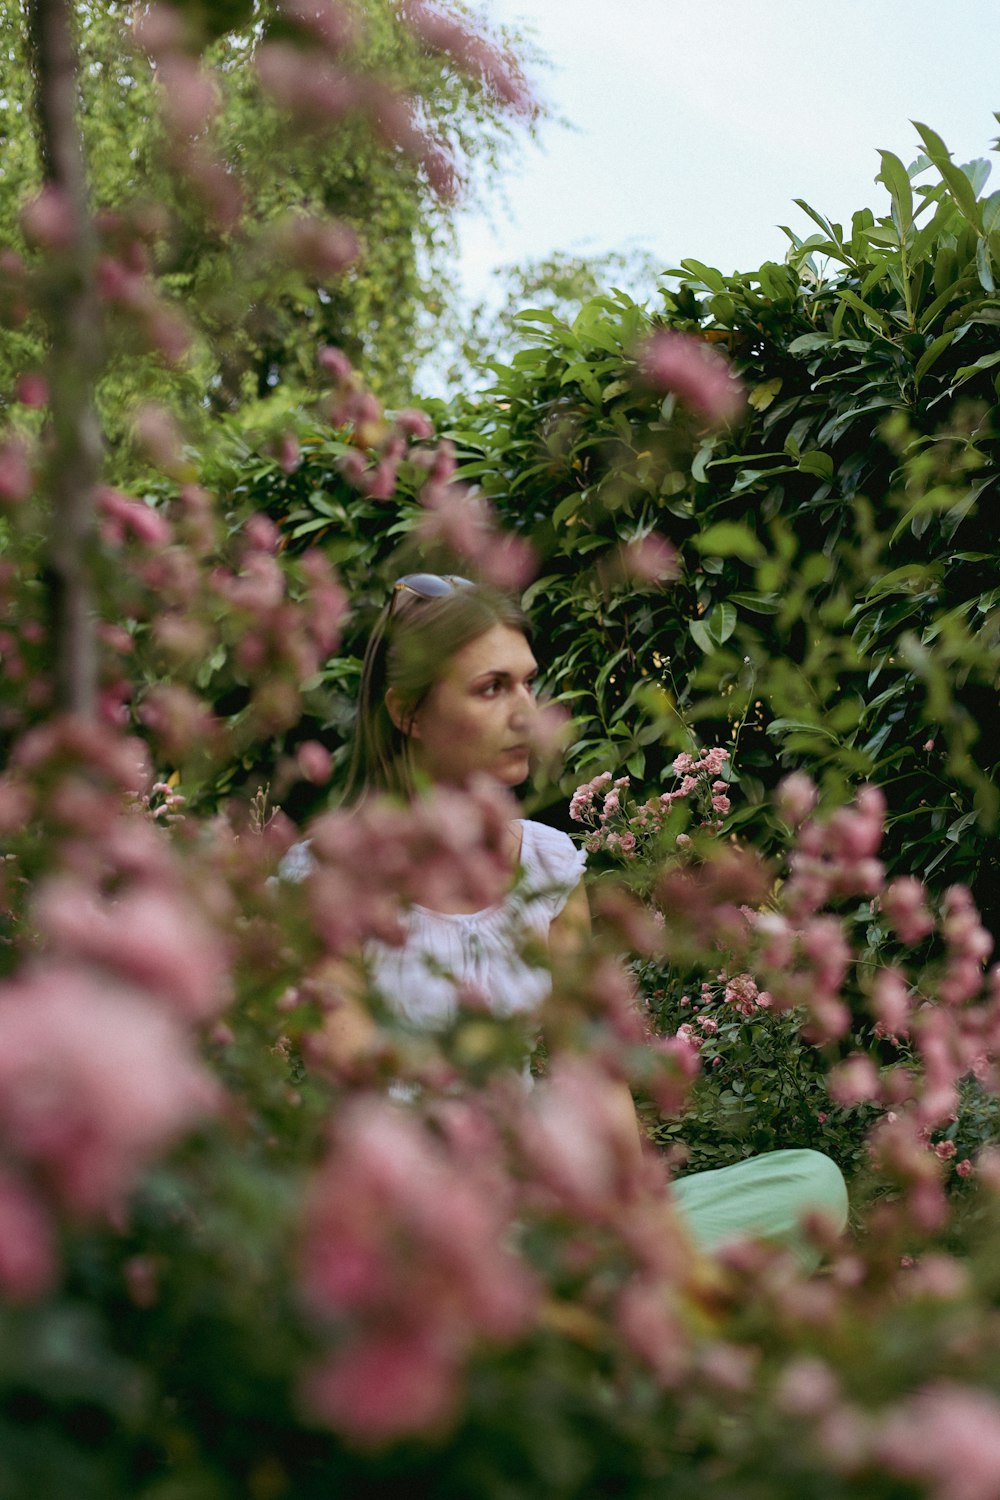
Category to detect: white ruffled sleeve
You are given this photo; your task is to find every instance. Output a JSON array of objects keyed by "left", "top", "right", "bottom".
[{"left": 517, "top": 819, "right": 587, "bottom": 928}]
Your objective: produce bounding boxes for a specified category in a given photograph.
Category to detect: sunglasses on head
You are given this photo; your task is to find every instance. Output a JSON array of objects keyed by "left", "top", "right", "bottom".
[{"left": 388, "top": 573, "right": 474, "bottom": 615}]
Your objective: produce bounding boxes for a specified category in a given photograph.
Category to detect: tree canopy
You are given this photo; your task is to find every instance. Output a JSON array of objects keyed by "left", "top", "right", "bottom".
[{"left": 0, "top": 0, "right": 539, "bottom": 445}]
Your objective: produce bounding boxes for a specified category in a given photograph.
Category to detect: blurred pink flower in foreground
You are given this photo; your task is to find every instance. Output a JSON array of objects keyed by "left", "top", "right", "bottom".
[
  {"left": 878, "top": 1383, "right": 1000, "bottom": 1500},
  {"left": 638, "top": 330, "right": 745, "bottom": 425},
  {"left": 300, "top": 1094, "right": 536, "bottom": 1444},
  {"left": 0, "top": 967, "right": 220, "bottom": 1216},
  {"left": 33, "top": 876, "right": 231, "bottom": 1022},
  {"left": 0, "top": 1169, "right": 57, "bottom": 1302}
]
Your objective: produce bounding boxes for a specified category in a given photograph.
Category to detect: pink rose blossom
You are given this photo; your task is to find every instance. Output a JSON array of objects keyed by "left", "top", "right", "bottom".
[
  {"left": 296, "top": 740, "right": 332, "bottom": 785},
  {"left": 0, "top": 438, "right": 32, "bottom": 504},
  {"left": 0, "top": 1170, "right": 58, "bottom": 1302},
  {"left": 828, "top": 1055, "right": 881, "bottom": 1107},
  {"left": 0, "top": 966, "right": 220, "bottom": 1215},
  {"left": 638, "top": 330, "right": 746, "bottom": 425},
  {"left": 15, "top": 373, "right": 48, "bottom": 409},
  {"left": 20, "top": 185, "right": 76, "bottom": 249},
  {"left": 394, "top": 407, "right": 434, "bottom": 441},
  {"left": 775, "top": 771, "right": 817, "bottom": 827},
  {"left": 878, "top": 1384, "right": 1000, "bottom": 1500},
  {"left": 303, "top": 1331, "right": 458, "bottom": 1445},
  {"left": 33, "top": 874, "right": 231, "bottom": 1022},
  {"left": 882, "top": 876, "right": 935, "bottom": 946}
]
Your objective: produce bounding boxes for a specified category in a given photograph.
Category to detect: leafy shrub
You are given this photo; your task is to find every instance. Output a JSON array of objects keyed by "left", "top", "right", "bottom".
[{"left": 442, "top": 130, "right": 1000, "bottom": 927}]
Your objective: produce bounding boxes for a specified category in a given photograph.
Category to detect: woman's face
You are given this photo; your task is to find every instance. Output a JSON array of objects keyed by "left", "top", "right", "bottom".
[{"left": 401, "top": 624, "right": 539, "bottom": 788}]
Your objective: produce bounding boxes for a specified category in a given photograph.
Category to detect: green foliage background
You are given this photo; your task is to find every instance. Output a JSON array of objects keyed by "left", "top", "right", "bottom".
[
  {"left": 186, "top": 129, "right": 1000, "bottom": 936},
  {"left": 0, "top": 0, "right": 538, "bottom": 442}
]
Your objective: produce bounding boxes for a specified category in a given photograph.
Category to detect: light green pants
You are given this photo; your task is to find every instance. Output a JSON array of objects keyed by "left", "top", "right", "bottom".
[{"left": 671, "top": 1149, "right": 849, "bottom": 1270}]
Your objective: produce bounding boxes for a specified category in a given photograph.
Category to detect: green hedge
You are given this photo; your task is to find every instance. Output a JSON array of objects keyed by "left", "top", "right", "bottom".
[
  {"left": 443, "top": 126, "right": 1000, "bottom": 921},
  {"left": 156, "top": 129, "right": 1000, "bottom": 924}
]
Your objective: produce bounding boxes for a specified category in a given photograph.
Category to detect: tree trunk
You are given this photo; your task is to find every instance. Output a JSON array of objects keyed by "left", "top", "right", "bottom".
[{"left": 27, "top": 0, "right": 103, "bottom": 719}]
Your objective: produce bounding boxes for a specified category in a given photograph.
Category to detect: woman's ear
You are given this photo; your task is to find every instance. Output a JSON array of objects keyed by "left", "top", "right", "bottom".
[{"left": 385, "top": 687, "right": 420, "bottom": 739}]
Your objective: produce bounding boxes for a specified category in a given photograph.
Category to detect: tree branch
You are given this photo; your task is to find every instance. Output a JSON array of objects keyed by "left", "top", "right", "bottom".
[{"left": 27, "top": 0, "right": 103, "bottom": 718}]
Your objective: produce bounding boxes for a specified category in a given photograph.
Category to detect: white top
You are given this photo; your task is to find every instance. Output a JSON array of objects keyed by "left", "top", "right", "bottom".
[{"left": 365, "top": 819, "right": 586, "bottom": 1029}]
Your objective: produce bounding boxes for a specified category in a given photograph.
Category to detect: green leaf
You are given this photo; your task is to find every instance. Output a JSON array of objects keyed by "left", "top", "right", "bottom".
[
  {"left": 689, "top": 618, "right": 714, "bottom": 653},
  {"left": 836, "top": 288, "right": 890, "bottom": 330},
  {"left": 710, "top": 601, "right": 737, "bottom": 644},
  {"left": 951, "top": 349, "right": 1000, "bottom": 388},
  {"left": 678, "top": 258, "right": 727, "bottom": 291},
  {"left": 787, "top": 333, "right": 833, "bottom": 355},
  {"left": 877, "top": 149, "right": 913, "bottom": 233},
  {"left": 551, "top": 493, "right": 581, "bottom": 526},
  {"left": 765, "top": 717, "right": 839, "bottom": 743},
  {"left": 797, "top": 451, "right": 834, "bottom": 480},
  {"left": 729, "top": 591, "right": 781, "bottom": 614},
  {"left": 748, "top": 377, "right": 783, "bottom": 411},
  {"left": 691, "top": 522, "right": 765, "bottom": 564},
  {"left": 913, "top": 121, "right": 982, "bottom": 226},
  {"left": 914, "top": 329, "right": 958, "bottom": 382},
  {"left": 976, "top": 236, "right": 996, "bottom": 293}
]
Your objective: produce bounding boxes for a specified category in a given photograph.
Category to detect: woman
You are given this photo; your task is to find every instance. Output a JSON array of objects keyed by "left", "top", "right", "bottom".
[{"left": 330, "top": 573, "right": 848, "bottom": 1264}]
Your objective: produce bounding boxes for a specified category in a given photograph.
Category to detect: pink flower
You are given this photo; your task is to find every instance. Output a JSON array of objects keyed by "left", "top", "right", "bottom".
[
  {"left": 0, "top": 966, "right": 220, "bottom": 1215},
  {"left": 15, "top": 373, "right": 48, "bottom": 409},
  {"left": 775, "top": 771, "right": 817, "bottom": 827},
  {"left": 616, "top": 1275, "right": 690, "bottom": 1387},
  {"left": 97, "top": 487, "right": 171, "bottom": 548},
  {"left": 296, "top": 740, "right": 332, "bottom": 785},
  {"left": 477, "top": 532, "right": 537, "bottom": 591},
  {"left": 132, "top": 402, "right": 183, "bottom": 471},
  {"left": 519, "top": 1057, "right": 646, "bottom": 1212},
  {"left": 156, "top": 56, "right": 220, "bottom": 136},
  {"left": 638, "top": 330, "right": 745, "bottom": 425},
  {"left": 403, "top": 2, "right": 532, "bottom": 113},
  {"left": 956, "top": 1158, "right": 974, "bottom": 1178},
  {"left": 0, "top": 1170, "right": 57, "bottom": 1302},
  {"left": 394, "top": 407, "right": 434, "bottom": 441},
  {"left": 0, "top": 437, "right": 32, "bottom": 504},
  {"left": 828, "top": 1055, "right": 881, "bottom": 1107},
  {"left": 303, "top": 1330, "right": 458, "bottom": 1446},
  {"left": 651, "top": 1034, "right": 702, "bottom": 1115},
  {"left": 33, "top": 874, "right": 231, "bottom": 1022},
  {"left": 723, "top": 972, "right": 765, "bottom": 1017},
  {"left": 300, "top": 1093, "right": 535, "bottom": 1443},
  {"left": 318, "top": 344, "right": 353, "bottom": 383},
  {"left": 700, "top": 747, "right": 730, "bottom": 777},
  {"left": 278, "top": 432, "right": 301, "bottom": 474},
  {"left": 878, "top": 1384, "right": 1000, "bottom": 1500},
  {"left": 20, "top": 185, "right": 76, "bottom": 250},
  {"left": 870, "top": 966, "right": 912, "bottom": 1036},
  {"left": 615, "top": 533, "right": 680, "bottom": 585}
]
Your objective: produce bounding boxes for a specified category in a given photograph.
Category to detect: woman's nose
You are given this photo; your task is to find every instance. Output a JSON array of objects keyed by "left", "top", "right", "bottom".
[{"left": 510, "top": 685, "right": 536, "bottom": 726}]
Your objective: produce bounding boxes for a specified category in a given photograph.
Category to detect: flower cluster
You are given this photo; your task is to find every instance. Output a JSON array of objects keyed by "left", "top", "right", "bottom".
[
  {"left": 299, "top": 1094, "right": 537, "bottom": 1444},
  {"left": 569, "top": 747, "right": 732, "bottom": 858}
]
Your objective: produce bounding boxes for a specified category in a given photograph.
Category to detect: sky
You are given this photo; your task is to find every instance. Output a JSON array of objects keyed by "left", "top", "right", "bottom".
[{"left": 455, "top": 0, "right": 1000, "bottom": 308}]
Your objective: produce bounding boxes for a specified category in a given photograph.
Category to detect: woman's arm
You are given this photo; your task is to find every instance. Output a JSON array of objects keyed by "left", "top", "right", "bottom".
[
  {"left": 312, "top": 957, "right": 378, "bottom": 1069},
  {"left": 548, "top": 878, "right": 645, "bottom": 1166}
]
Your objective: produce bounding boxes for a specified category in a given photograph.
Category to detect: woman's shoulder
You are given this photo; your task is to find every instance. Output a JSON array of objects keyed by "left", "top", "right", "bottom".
[{"left": 518, "top": 819, "right": 587, "bottom": 892}]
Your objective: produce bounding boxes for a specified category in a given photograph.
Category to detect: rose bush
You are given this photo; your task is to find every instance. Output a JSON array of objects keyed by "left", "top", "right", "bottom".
[{"left": 4, "top": 1, "right": 1000, "bottom": 1495}]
